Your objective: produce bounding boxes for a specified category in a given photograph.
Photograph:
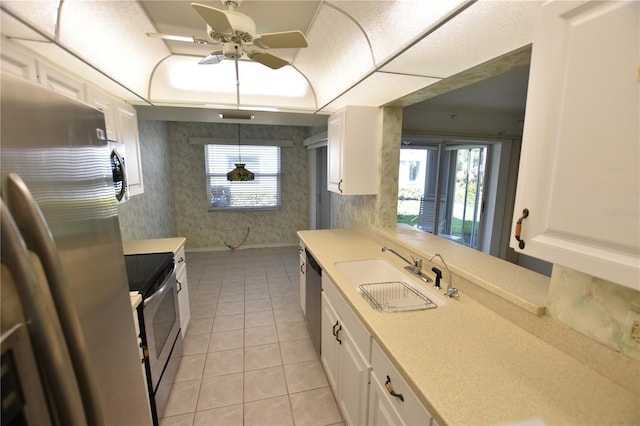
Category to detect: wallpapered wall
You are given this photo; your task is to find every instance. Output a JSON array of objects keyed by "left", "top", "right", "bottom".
[
  {"left": 166, "top": 122, "right": 309, "bottom": 249},
  {"left": 331, "top": 107, "right": 402, "bottom": 229},
  {"left": 548, "top": 266, "right": 640, "bottom": 361},
  {"left": 118, "top": 120, "right": 177, "bottom": 240}
]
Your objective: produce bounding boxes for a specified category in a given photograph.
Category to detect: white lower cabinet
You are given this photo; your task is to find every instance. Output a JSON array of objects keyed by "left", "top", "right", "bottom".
[
  {"left": 174, "top": 244, "right": 191, "bottom": 338},
  {"left": 369, "top": 340, "right": 434, "bottom": 426},
  {"left": 299, "top": 242, "right": 306, "bottom": 315},
  {"left": 321, "top": 275, "right": 371, "bottom": 426},
  {"left": 321, "top": 274, "right": 435, "bottom": 426}
]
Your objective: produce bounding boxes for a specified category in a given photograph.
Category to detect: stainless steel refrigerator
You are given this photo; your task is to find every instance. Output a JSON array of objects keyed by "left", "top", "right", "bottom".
[{"left": 0, "top": 72, "right": 152, "bottom": 425}]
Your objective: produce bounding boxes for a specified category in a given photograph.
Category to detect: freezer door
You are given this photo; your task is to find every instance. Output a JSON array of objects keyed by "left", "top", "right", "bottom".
[{"left": 0, "top": 73, "right": 152, "bottom": 425}]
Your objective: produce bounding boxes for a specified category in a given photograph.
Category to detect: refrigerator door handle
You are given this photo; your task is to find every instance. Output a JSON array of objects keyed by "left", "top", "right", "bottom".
[
  {"left": 5, "top": 173, "right": 104, "bottom": 426},
  {"left": 0, "top": 199, "right": 87, "bottom": 426}
]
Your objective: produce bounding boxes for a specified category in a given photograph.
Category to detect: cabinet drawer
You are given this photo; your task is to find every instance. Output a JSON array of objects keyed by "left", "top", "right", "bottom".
[
  {"left": 371, "top": 340, "right": 433, "bottom": 425},
  {"left": 174, "top": 245, "right": 186, "bottom": 266}
]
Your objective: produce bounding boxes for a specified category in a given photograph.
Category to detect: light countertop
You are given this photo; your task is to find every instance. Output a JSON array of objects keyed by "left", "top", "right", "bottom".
[
  {"left": 123, "top": 237, "right": 186, "bottom": 255},
  {"left": 298, "top": 228, "right": 640, "bottom": 425}
]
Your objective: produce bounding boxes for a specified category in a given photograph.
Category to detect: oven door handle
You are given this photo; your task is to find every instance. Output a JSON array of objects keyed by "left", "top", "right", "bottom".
[{"left": 144, "top": 270, "right": 174, "bottom": 307}]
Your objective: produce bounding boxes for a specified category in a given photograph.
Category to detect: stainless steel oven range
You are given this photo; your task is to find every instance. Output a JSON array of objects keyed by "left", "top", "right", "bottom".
[{"left": 125, "top": 252, "right": 182, "bottom": 426}]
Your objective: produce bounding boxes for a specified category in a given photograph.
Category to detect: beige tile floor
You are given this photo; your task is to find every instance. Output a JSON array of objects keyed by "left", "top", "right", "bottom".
[{"left": 160, "top": 247, "right": 344, "bottom": 426}]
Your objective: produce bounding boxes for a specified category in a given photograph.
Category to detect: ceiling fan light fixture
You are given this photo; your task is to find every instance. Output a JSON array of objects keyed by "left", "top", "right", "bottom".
[{"left": 218, "top": 112, "right": 255, "bottom": 120}]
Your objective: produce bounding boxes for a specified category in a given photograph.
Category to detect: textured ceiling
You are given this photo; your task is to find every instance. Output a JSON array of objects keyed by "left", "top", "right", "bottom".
[{"left": 0, "top": 0, "right": 541, "bottom": 122}]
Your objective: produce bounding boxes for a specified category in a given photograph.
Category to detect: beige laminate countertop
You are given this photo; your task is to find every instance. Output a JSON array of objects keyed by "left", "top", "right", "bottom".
[
  {"left": 123, "top": 237, "right": 186, "bottom": 255},
  {"left": 298, "top": 228, "right": 640, "bottom": 426}
]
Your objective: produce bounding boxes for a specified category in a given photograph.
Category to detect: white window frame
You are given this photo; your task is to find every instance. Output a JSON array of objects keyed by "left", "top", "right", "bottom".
[{"left": 204, "top": 144, "right": 281, "bottom": 211}]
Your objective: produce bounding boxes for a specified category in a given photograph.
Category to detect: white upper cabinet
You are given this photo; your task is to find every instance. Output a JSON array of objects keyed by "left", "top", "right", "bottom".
[
  {"left": 512, "top": 0, "right": 639, "bottom": 290},
  {"left": 328, "top": 105, "right": 381, "bottom": 195},
  {"left": 37, "top": 62, "right": 86, "bottom": 102},
  {"left": 86, "top": 86, "right": 118, "bottom": 141},
  {"left": 115, "top": 102, "right": 144, "bottom": 196},
  {"left": 1, "top": 40, "right": 38, "bottom": 82}
]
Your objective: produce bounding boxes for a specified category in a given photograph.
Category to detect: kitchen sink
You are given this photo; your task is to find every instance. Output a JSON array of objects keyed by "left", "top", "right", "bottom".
[{"left": 334, "top": 259, "right": 445, "bottom": 311}]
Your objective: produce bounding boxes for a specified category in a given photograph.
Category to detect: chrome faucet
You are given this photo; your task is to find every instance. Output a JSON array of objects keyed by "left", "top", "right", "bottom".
[
  {"left": 428, "top": 253, "right": 459, "bottom": 299},
  {"left": 381, "top": 247, "right": 431, "bottom": 283}
]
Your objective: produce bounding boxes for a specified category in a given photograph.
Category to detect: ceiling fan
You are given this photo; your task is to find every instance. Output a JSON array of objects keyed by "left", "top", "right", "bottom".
[{"left": 147, "top": 0, "right": 308, "bottom": 69}]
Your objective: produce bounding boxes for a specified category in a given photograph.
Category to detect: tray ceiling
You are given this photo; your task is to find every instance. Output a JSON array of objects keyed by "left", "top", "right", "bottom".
[{"left": 0, "top": 0, "right": 541, "bottom": 120}]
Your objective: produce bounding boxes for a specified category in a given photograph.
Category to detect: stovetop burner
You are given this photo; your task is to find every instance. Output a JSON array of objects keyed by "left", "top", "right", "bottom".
[{"left": 124, "top": 252, "right": 174, "bottom": 297}]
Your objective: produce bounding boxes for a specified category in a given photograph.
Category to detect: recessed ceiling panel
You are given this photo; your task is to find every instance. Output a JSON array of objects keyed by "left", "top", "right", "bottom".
[
  {"left": 322, "top": 71, "right": 440, "bottom": 113},
  {"left": 1, "top": 9, "right": 48, "bottom": 42},
  {"left": 333, "top": 0, "right": 468, "bottom": 64},
  {"left": 150, "top": 55, "right": 316, "bottom": 111},
  {"left": 140, "top": 0, "right": 319, "bottom": 60},
  {"left": 58, "top": 0, "right": 170, "bottom": 97},
  {"left": 1, "top": 1, "right": 59, "bottom": 39},
  {"left": 381, "top": 1, "right": 541, "bottom": 79},
  {"left": 294, "top": 4, "right": 375, "bottom": 109}
]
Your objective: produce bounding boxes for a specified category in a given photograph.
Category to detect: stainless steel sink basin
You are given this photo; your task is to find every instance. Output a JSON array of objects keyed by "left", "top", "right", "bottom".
[{"left": 334, "top": 259, "right": 445, "bottom": 311}]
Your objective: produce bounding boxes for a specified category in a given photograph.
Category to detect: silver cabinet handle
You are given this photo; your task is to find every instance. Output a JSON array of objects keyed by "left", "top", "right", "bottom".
[
  {"left": 1, "top": 199, "right": 87, "bottom": 425},
  {"left": 5, "top": 173, "right": 103, "bottom": 425}
]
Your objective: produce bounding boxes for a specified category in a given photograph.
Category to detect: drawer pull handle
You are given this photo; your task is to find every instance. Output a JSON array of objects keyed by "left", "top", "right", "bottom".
[
  {"left": 335, "top": 325, "right": 342, "bottom": 344},
  {"left": 338, "top": 179, "right": 343, "bottom": 194},
  {"left": 178, "top": 257, "right": 185, "bottom": 263},
  {"left": 332, "top": 321, "right": 339, "bottom": 336},
  {"left": 385, "top": 375, "right": 404, "bottom": 402},
  {"left": 176, "top": 281, "right": 182, "bottom": 293},
  {"left": 300, "top": 261, "right": 305, "bottom": 274},
  {"left": 514, "top": 208, "right": 529, "bottom": 249}
]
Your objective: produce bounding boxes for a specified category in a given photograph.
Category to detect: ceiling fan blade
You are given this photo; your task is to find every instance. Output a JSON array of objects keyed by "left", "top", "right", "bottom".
[
  {"left": 253, "top": 31, "right": 308, "bottom": 49},
  {"left": 249, "top": 52, "right": 289, "bottom": 70},
  {"left": 146, "top": 32, "right": 210, "bottom": 44},
  {"left": 199, "top": 53, "right": 225, "bottom": 65},
  {"left": 191, "top": 3, "right": 233, "bottom": 36}
]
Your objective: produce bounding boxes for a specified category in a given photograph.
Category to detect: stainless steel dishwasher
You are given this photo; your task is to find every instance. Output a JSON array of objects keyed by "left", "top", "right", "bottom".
[{"left": 304, "top": 248, "right": 322, "bottom": 356}]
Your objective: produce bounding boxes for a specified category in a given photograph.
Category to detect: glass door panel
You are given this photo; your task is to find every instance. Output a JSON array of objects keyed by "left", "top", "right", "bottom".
[
  {"left": 449, "top": 147, "right": 486, "bottom": 248},
  {"left": 397, "top": 143, "right": 487, "bottom": 250}
]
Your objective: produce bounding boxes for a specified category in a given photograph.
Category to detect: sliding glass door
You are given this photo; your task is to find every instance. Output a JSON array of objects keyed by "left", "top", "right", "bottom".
[
  {"left": 449, "top": 146, "right": 487, "bottom": 248},
  {"left": 397, "top": 141, "right": 488, "bottom": 250}
]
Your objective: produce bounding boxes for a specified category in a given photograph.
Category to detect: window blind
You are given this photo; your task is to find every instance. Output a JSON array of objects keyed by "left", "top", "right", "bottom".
[{"left": 204, "top": 144, "right": 281, "bottom": 210}]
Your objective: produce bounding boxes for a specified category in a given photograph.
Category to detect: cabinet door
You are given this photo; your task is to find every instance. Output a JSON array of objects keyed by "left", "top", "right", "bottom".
[
  {"left": 327, "top": 111, "right": 345, "bottom": 194},
  {"left": 115, "top": 102, "right": 144, "bottom": 196},
  {"left": 0, "top": 40, "right": 38, "bottom": 82},
  {"left": 337, "top": 323, "right": 370, "bottom": 426},
  {"left": 368, "top": 370, "right": 403, "bottom": 426},
  {"left": 512, "top": 0, "right": 639, "bottom": 290},
  {"left": 299, "top": 244, "right": 306, "bottom": 315},
  {"left": 87, "top": 86, "right": 117, "bottom": 141},
  {"left": 321, "top": 292, "right": 340, "bottom": 391},
  {"left": 175, "top": 247, "right": 190, "bottom": 338},
  {"left": 38, "top": 63, "right": 86, "bottom": 101}
]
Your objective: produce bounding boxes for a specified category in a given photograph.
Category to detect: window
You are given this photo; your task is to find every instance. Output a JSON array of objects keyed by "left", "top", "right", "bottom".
[{"left": 205, "top": 144, "right": 280, "bottom": 211}]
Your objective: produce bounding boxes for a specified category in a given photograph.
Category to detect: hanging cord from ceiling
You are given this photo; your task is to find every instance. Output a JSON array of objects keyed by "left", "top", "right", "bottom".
[
  {"left": 235, "top": 47, "right": 240, "bottom": 109},
  {"left": 225, "top": 226, "right": 251, "bottom": 250}
]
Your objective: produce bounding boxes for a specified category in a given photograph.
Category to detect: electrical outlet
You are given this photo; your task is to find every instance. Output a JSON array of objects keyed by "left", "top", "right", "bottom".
[{"left": 631, "top": 320, "right": 640, "bottom": 344}]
